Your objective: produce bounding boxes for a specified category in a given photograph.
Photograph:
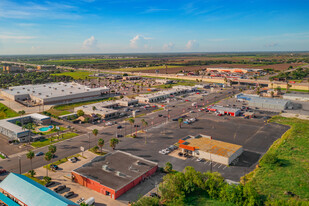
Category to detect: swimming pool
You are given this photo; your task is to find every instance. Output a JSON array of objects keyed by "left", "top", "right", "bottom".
[{"left": 38, "top": 125, "right": 53, "bottom": 132}]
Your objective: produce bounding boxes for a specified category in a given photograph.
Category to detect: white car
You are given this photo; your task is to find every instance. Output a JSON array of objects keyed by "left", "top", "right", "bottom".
[
  {"left": 196, "top": 158, "right": 203, "bottom": 162},
  {"left": 105, "top": 122, "right": 113, "bottom": 126}
]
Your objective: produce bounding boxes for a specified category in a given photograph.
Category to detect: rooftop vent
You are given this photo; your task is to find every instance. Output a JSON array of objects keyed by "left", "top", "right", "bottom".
[
  {"left": 102, "top": 165, "right": 113, "bottom": 172},
  {"left": 22, "top": 87, "right": 25, "bottom": 89},
  {"left": 17, "top": 91, "right": 20, "bottom": 94},
  {"left": 62, "top": 90, "right": 64, "bottom": 92}
]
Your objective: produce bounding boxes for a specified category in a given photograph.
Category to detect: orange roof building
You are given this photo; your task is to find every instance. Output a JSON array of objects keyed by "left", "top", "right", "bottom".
[{"left": 178, "top": 134, "right": 243, "bottom": 165}]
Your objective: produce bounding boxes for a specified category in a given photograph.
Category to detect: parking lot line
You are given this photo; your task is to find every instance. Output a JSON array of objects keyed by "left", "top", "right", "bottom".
[
  {"left": 208, "top": 162, "right": 212, "bottom": 166},
  {"left": 213, "top": 163, "right": 218, "bottom": 167},
  {"left": 223, "top": 166, "right": 227, "bottom": 170},
  {"left": 218, "top": 164, "right": 222, "bottom": 169}
]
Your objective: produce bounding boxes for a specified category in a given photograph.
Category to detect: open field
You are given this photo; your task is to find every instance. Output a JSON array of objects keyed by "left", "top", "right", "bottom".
[
  {"left": 0, "top": 103, "right": 19, "bottom": 119},
  {"left": 113, "top": 65, "right": 181, "bottom": 72},
  {"left": 46, "top": 97, "right": 114, "bottom": 117},
  {"left": 51, "top": 71, "right": 94, "bottom": 79},
  {"left": 246, "top": 116, "right": 309, "bottom": 202}
]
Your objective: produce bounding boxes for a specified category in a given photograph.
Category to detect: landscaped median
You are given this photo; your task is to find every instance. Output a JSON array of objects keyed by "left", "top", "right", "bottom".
[
  {"left": 244, "top": 116, "right": 309, "bottom": 204},
  {"left": 31, "top": 132, "right": 79, "bottom": 148}
]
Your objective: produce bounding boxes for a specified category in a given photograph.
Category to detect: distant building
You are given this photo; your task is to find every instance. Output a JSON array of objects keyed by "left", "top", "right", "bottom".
[
  {"left": 155, "top": 79, "right": 173, "bottom": 84},
  {"left": 2, "top": 66, "right": 24, "bottom": 73},
  {"left": 0, "top": 113, "right": 51, "bottom": 142},
  {"left": 116, "top": 98, "right": 138, "bottom": 107},
  {"left": 74, "top": 102, "right": 119, "bottom": 120},
  {"left": 0, "top": 173, "right": 78, "bottom": 206},
  {"left": 72, "top": 151, "right": 158, "bottom": 199},
  {"left": 37, "top": 65, "right": 56, "bottom": 70},
  {"left": 136, "top": 86, "right": 196, "bottom": 103},
  {"left": 105, "top": 74, "right": 122, "bottom": 80},
  {"left": 207, "top": 67, "right": 262, "bottom": 74},
  {"left": 178, "top": 134, "right": 243, "bottom": 165},
  {"left": 0, "top": 82, "right": 110, "bottom": 105},
  {"left": 236, "top": 94, "right": 293, "bottom": 110},
  {"left": 282, "top": 93, "right": 309, "bottom": 102},
  {"left": 207, "top": 106, "right": 241, "bottom": 116},
  {"left": 122, "top": 76, "right": 142, "bottom": 80}
]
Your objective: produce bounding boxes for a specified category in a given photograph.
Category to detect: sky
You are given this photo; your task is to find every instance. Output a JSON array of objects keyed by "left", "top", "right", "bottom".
[{"left": 0, "top": 0, "right": 308, "bottom": 55}]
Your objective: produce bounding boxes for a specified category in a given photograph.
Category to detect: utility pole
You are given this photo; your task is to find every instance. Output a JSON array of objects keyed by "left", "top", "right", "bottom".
[{"left": 210, "top": 153, "right": 212, "bottom": 173}]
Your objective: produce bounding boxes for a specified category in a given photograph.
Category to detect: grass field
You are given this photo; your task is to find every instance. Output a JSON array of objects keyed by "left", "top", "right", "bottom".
[
  {"left": 0, "top": 103, "right": 19, "bottom": 119},
  {"left": 51, "top": 71, "right": 94, "bottom": 79},
  {"left": 31, "top": 132, "right": 78, "bottom": 148},
  {"left": 246, "top": 116, "right": 309, "bottom": 202},
  {"left": 47, "top": 97, "right": 113, "bottom": 117},
  {"left": 113, "top": 65, "right": 181, "bottom": 72}
]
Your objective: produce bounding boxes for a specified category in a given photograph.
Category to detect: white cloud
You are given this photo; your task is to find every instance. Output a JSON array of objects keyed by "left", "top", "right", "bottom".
[
  {"left": 265, "top": 43, "right": 279, "bottom": 48},
  {"left": 163, "top": 42, "right": 175, "bottom": 51},
  {"left": 130, "top": 35, "right": 152, "bottom": 49},
  {"left": 31, "top": 46, "right": 41, "bottom": 51},
  {"left": 186, "top": 40, "right": 199, "bottom": 49},
  {"left": 82, "top": 36, "right": 98, "bottom": 51},
  {"left": 0, "top": 35, "right": 36, "bottom": 40}
]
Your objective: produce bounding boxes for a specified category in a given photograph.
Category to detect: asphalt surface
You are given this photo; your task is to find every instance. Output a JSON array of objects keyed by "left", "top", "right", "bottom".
[{"left": 0, "top": 87, "right": 242, "bottom": 180}]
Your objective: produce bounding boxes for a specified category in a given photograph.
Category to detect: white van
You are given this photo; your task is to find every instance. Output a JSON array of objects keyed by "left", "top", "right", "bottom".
[{"left": 84, "top": 197, "right": 95, "bottom": 205}]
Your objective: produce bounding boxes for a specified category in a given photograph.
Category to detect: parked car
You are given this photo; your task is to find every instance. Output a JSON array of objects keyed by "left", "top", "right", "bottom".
[
  {"left": 158, "top": 114, "right": 163, "bottom": 117},
  {"left": 69, "top": 157, "right": 78, "bottom": 163},
  {"left": 50, "top": 164, "right": 59, "bottom": 170},
  {"left": 0, "top": 169, "right": 7, "bottom": 174},
  {"left": 196, "top": 158, "right": 204, "bottom": 162},
  {"left": 45, "top": 181, "right": 55, "bottom": 187},
  {"left": 105, "top": 122, "right": 113, "bottom": 126},
  {"left": 35, "top": 152, "right": 44, "bottom": 156},
  {"left": 172, "top": 118, "right": 178, "bottom": 121},
  {"left": 117, "top": 125, "right": 122, "bottom": 129},
  {"left": 64, "top": 191, "right": 75, "bottom": 198},
  {"left": 178, "top": 152, "right": 183, "bottom": 156},
  {"left": 117, "top": 134, "right": 123, "bottom": 138},
  {"left": 54, "top": 185, "right": 66, "bottom": 193}
]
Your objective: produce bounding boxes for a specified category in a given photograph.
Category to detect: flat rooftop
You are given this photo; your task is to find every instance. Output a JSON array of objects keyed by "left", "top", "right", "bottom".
[
  {"left": 210, "top": 106, "right": 240, "bottom": 113},
  {"left": 2, "top": 82, "right": 109, "bottom": 99},
  {"left": 180, "top": 135, "right": 242, "bottom": 157},
  {"left": 73, "top": 151, "right": 158, "bottom": 191}
]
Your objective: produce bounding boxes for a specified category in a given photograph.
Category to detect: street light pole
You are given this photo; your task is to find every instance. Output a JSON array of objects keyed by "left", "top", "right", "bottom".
[
  {"left": 88, "top": 133, "right": 91, "bottom": 150},
  {"left": 18, "top": 155, "right": 22, "bottom": 174}
]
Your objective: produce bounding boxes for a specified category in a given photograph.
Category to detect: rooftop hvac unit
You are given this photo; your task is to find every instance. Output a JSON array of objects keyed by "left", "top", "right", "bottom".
[
  {"left": 62, "top": 90, "right": 64, "bottom": 92},
  {"left": 46, "top": 95, "right": 49, "bottom": 97},
  {"left": 49, "top": 87, "right": 51, "bottom": 88},
  {"left": 27, "top": 89, "right": 30, "bottom": 91},
  {"left": 22, "top": 87, "right": 25, "bottom": 89},
  {"left": 70, "top": 92, "right": 73, "bottom": 94},
  {"left": 102, "top": 165, "right": 112, "bottom": 172},
  {"left": 115, "top": 171, "right": 126, "bottom": 178},
  {"left": 54, "top": 88, "right": 57, "bottom": 90},
  {"left": 17, "top": 91, "right": 20, "bottom": 94},
  {"left": 38, "top": 93, "right": 41, "bottom": 95},
  {"left": 43, "top": 85, "right": 46, "bottom": 87}
]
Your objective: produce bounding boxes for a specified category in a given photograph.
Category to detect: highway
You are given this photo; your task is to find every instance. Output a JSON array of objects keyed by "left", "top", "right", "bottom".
[{"left": 0, "top": 87, "right": 238, "bottom": 180}]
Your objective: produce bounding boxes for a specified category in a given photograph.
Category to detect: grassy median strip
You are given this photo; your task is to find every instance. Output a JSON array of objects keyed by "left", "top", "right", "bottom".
[
  {"left": 23, "top": 174, "right": 46, "bottom": 185},
  {"left": 51, "top": 71, "right": 94, "bottom": 80},
  {"left": 245, "top": 116, "right": 309, "bottom": 202},
  {"left": 31, "top": 132, "right": 78, "bottom": 148}
]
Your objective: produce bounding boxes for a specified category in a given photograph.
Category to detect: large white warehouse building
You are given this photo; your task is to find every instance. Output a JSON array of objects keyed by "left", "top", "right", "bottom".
[{"left": 0, "top": 82, "right": 110, "bottom": 105}]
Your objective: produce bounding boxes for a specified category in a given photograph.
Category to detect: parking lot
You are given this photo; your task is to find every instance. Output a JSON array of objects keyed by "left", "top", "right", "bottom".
[{"left": 116, "top": 111, "right": 289, "bottom": 181}]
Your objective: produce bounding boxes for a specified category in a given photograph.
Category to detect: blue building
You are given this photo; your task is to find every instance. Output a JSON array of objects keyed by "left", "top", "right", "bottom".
[{"left": 0, "top": 173, "right": 77, "bottom": 206}]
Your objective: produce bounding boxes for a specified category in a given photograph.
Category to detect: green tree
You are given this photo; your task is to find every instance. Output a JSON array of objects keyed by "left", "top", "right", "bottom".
[
  {"left": 132, "top": 196, "right": 160, "bottom": 206},
  {"left": 98, "top": 138, "right": 104, "bottom": 154},
  {"left": 48, "top": 145, "right": 57, "bottom": 156},
  {"left": 164, "top": 162, "right": 173, "bottom": 173},
  {"left": 178, "top": 118, "right": 183, "bottom": 128},
  {"left": 43, "top": 176, "right": 51, "bottom": 183},
  {"left": 92, "top": 129, "right": 98, "bottom": 137},
  {"left": 110, "top": 138, "right": 119, "bottom": 150},
  {"left": 128, "top": 118, "right": 135, "bottom": 135},
  {"left": 77, "top": 109, "right": 84, "bottom": 117},
  {"left": 44, "top": 152, "right": 53, "bottom": 177},
  {"left": 26, "top": 150, "right": 35, "bottom": 171},
  {"left": 28, "top": 170, "right": 36, "bottom": 178}
]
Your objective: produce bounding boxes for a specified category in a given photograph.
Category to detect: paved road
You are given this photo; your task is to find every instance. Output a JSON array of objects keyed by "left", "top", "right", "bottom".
[{"left": 0, "top": 87, "right": 238, "bottom": 180}]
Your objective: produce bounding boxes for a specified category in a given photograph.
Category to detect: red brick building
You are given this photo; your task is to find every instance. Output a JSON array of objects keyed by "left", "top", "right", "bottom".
[{"left": 72, "top": 151, "right": 158, "bottom": 200}]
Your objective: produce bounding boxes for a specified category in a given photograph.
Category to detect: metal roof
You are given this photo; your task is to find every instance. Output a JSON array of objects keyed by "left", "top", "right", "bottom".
[
  {"left": 180, "top": 135, "right": 242, "bottom": 157},
  {"left": 0, "top": 192, "right": 20, "bottom": 206},
  {"left": 0, "top": 173, "right": 78, "bottom": 206}
]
